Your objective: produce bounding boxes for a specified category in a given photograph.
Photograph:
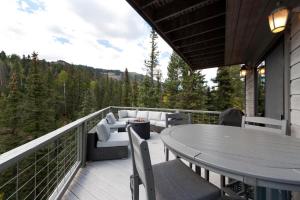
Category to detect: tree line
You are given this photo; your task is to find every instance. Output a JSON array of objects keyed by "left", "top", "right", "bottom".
[{"left": 0, "top": 30, "right": 244, "bottom": 153}]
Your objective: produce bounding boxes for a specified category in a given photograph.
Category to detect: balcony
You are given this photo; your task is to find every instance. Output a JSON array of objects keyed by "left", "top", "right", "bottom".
[{"left": 0, "top": 106, "right": 220, "bottom": 200}]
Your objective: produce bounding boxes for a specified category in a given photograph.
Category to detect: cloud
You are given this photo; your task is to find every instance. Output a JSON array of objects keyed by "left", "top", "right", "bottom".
[
  {"left": 97, "top": 39, "right": 122, "bottom": 52},
  {"left": 0, "top": 0, "right": 216, "bottom": 84},
  {"left": 17, "top": 0, "right": 44, "bottom": 13},
  {"left": 54, "top": 36, "right": 70, "bottom": 45}
]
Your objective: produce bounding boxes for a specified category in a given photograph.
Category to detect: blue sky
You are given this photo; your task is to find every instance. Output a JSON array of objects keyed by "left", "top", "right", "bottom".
[{"left": 0, "top": 0, "right": 217, "bottom": 84}]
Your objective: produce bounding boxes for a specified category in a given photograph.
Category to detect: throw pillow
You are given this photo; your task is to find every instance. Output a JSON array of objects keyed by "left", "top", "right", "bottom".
[{"left": 106, "top": 112, "right": 116, "bottom": 124}]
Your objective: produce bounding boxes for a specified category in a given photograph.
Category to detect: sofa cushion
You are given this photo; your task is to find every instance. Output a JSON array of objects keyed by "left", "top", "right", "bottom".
[
  {"left": 96, "top": 119, "right": 110, "bottom": 142},
  {"left": 150, "top": 120, "right": 166, "bottom": 127},
  {"left": 118, "top": 118, "right": 136, "bottom": 122},
  {"left": 155, "top": 121, "right": 166, "bottom": 127},
  {"left": 127, "top": 110, "right": 137, "bottom": 118},
  {"left": 149, "top": 111, "right": 162, "bottom": 121},
  {"left": 161, "top": 112, "right": 173, "bottom": 121},
  {"left": 97, "top": 132, "right": 129, "bottom": 147},
  {"left": 108, "top": 121, "right": 127, "bottom": 129},
  {"left": 118, "top": 110, "right": 128, "bottom": 118},
  {"left": 136, "top": 111, "right": 149, "bottom": 119},
  {"left": 106, "top": 112, "right": 117, "bottom": 124}
]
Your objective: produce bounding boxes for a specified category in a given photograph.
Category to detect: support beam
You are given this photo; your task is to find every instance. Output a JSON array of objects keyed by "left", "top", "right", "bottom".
[
  {"left": 186, "top": 50, "right": 224, "bottom": 59},
  {"left": 153, "top": 0, "right": 221, "bottom": 23},
  {"left": 180, "top": 39, "right": 225, "bottom": 53},
  {"left": 182, "top": 43, "right": 224, "bottom": 54},
  {"left": 164, "top": 13, "right": 225, "bottom": 34},
  {"left": 245, "top": 67, "right": 256, "bottom": 116},
  {"left": 171, "top": 26, "right": 225, "bottom": 43},
  {"left": 176, "top": 35, "right": 224, "bottom": 48},
  {"left": 159, "top": 0, "right": 225, "bottom": 33},
  {"left": 189, "top": 54, "right": 224, "bottom": 63}
]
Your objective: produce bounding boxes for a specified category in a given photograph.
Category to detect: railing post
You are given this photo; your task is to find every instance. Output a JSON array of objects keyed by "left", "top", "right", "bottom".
[{"left": 82, "top": 122, "right": 87, "bottom": 167}]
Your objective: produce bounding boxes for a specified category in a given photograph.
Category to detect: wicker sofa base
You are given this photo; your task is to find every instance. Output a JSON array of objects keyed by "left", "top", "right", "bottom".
[{"left": 87, "top": 131, "right": 128, "bottom": 161}]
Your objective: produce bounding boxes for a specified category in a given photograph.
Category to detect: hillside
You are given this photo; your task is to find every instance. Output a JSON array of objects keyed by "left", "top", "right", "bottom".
[{"left": 0, "top": 52, "right": 145, "bottom": 92}]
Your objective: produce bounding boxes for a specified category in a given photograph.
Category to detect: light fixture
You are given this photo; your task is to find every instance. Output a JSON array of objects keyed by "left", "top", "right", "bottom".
[
  {"left": 268, "top": 6, "right": 289, "bottom": 33},
  {"left": 240, "top": 65, "right": 247, "bottom": 77},
  {"left": 258, "top": 66, "right": 265, "bottom": 77}
]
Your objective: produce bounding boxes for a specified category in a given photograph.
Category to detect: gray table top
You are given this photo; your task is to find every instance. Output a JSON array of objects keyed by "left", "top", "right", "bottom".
[{"left": 160, "top": 124, "right": 300, "bottom": 191}]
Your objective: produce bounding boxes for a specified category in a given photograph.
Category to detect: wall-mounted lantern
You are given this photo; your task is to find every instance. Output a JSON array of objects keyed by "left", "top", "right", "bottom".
[
  {"left": 257, "top": 66, "right": 265, "bottom": 77},
  {"left": 268, "top": 6, "right": 289, "bottom": 33},
  {"left": 240, "top": 65, "right": 247, "bottom": 77}
]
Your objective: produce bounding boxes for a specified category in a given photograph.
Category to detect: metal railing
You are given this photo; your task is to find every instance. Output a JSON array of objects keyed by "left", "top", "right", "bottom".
[
  {"left": 110, "top": 106, "right": 221, "bottom": 125},
  {"left": 0, "top": 107, "right": 111, "bottom": 200},
  {"left": 0, "top": 106, "right": 220, "bottom": 200}
]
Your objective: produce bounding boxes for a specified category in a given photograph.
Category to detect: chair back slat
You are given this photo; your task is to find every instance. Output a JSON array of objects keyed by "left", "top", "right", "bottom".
[
  {"left": 128, "top": 126, "right": 156, "bottom": 200},
  {"left": 166, "top": 113, "right": 191, "bottom": 127},
  {"left": 242, "top": 116, "right": 287, "bottom": 135}
]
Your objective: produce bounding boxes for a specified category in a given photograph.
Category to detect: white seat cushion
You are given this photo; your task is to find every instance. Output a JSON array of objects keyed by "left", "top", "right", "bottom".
[
  {"left": 148, "top": 111, "right": 162, "bottom": 121},
  {"left": 127, "top": 110, "right": 137, "bottom": 118},
  {"left": 106, "top": 112, "right": 117, "bottom": 124},
  {"left": 155, "top": 121, "right": 166, "bottom": 127},
  {"left": 161, "top": 112, "right": 172, "bottom": 121},
  {"left": 118, "top": 110, "right": 128, "bottom": 118},
  {"left": 118, "top": 118, "right": 136, "bottom": 122},
  {"left": 96, "top": 119, "right": 110, "bottom": 142},
  {"left": 108, "top": 121, "right": 127, "bottom": 129},
  {"left": 150, "top": 120, "right": 166, "bottom": 127},
  {"left": 97, "top": 132, "right": 129, "bottom": 147},
  {"left": 136, "top": 111, "right": 149, "bottom": 119}
]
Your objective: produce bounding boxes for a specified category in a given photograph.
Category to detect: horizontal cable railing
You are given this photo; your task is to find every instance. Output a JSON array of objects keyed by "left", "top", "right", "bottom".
[
  {"left": 0, "top": 106, "right": 220, "bottom": 200},
  {"left": 0, "top": 107, "right": 111, "bottom": 200},
  {"left": 110, "top": 106, "right": 221, "bottom": 125}
]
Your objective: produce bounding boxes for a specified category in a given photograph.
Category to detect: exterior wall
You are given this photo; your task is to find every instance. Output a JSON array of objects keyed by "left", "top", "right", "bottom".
[
  {"left": 290, "top": 13, "right": 300, "bottom": 138},
  {"left": 245, "top": 68, "right": 256, "bottom": 116}
]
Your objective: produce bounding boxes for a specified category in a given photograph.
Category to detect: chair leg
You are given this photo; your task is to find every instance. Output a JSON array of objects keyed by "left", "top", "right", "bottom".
[
  {"left": 165, "top": 146, "right": 169, "bottom": 161},
  {"left": 130, "top": 175, "right": 139, "bottom": 200},
  {"left": 204, "top": 169, "right": 209, "bottom": 181},
  {"left": 220, "top": 175, "right": 226, "bottom": 197},
  {"left": 195, "top": 166, "right": 201, "bottom": 175}
]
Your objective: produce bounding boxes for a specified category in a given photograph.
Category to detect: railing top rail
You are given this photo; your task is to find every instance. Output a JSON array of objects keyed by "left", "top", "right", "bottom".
[
  {"left": 111, "top": 106, "right": 221, "bottom": 114},
  {"left": 0, "top": 107, "right": 110, "bottom": 172}
]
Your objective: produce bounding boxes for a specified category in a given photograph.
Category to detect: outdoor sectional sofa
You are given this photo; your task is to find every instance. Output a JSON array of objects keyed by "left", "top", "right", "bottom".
[
  {"left": 117, "top": 109, "right": 169, "bottom": 132},
  {"left": 87, "top": 109, "right": 172, "bottom": 161}
]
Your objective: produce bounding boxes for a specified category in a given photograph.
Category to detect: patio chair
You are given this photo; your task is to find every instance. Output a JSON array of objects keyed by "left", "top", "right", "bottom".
[
  {"left": 221, "top": 116, "right": 288, "bottom": 199},
  {"left": 127, "top": 126, "right": 221, "bottom": 200},
  {"left": 242, "top": 116, "right": 287, "bottom": 135},
  {"left": 165, "top": 113, "right": 191, "bottom": 161}
]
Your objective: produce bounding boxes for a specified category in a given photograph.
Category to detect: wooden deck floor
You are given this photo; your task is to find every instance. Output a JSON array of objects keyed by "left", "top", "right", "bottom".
[{"left": 62, "top": 132, "right": 221, "bottom": 200}]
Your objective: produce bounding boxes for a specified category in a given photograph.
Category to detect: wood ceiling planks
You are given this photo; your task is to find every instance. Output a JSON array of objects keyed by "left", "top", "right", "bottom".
[{"left": 127, "top": 0, "right": 300, "bottom": 70}]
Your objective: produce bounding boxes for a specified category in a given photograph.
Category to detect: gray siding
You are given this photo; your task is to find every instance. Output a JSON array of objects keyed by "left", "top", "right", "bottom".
[{"left": 290, "top": 13, "right": 300, "bottom": 138}]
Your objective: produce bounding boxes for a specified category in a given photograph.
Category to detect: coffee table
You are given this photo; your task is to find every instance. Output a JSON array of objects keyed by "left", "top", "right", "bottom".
[{"left": 128, "top": 119, "right": 150, "bottom": 140}]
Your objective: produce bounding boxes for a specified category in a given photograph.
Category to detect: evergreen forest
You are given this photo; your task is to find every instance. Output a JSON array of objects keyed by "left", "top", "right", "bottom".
[{"left": 0, "top": 29, "right": 244, "bottom": 153}]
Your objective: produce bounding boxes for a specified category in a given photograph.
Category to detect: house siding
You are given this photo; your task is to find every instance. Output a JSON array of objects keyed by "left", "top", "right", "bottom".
[{"left": 290, "top": 13, "right": 300, "bottom": 138}]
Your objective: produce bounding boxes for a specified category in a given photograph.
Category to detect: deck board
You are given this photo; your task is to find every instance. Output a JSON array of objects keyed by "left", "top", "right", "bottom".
[{"left": 62, "top": 132, "right": 220, "bottom": 200}]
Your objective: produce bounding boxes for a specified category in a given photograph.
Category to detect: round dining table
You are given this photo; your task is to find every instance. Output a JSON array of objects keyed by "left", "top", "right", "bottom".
[{"left": 160, "top": 124, "right": 300, "bottom": 200}]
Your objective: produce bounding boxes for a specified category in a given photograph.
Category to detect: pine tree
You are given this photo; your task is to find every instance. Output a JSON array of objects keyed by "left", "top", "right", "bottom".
[
  {"left": 164, "top": 52, "right": 181, "bottom": 108},
  {"left": 122, "top": 68, "right": 131, "bottom": 106},
  {"left": 138, "top": 76, "right": 152, "bottom": 107},
  {"left": 213, "top": 67, "right": 234, "bottom": 111},
  {"left": 23, "top": 52, "right": 54, "bottom": 138},
  {"left": 131, "top": 76, "right": 138, "bottom": 107},
  {"left": 145, "top": 29, "right": 159, "bottom": 84},
  {"left": 80, "top": 81, "right": 97, "bottom": 116},
  {"left": 57, "top": 70, "right": 68, "bottom": 116},
  {"left": 140, "top": 29, "right": 161, "bottom": 107},
  {"left": 2, "top": 71, "right": 22, "bottom": 134}
]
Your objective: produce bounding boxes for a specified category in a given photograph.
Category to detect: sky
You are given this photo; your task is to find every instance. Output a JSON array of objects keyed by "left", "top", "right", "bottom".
[{"left": 0, "top": 0, "right": 217, "bottom": 85}]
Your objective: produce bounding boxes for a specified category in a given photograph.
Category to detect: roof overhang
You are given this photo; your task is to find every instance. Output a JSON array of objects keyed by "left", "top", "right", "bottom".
[{"left": 126, "top": 0, "right": 300, "bottom": 70}]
